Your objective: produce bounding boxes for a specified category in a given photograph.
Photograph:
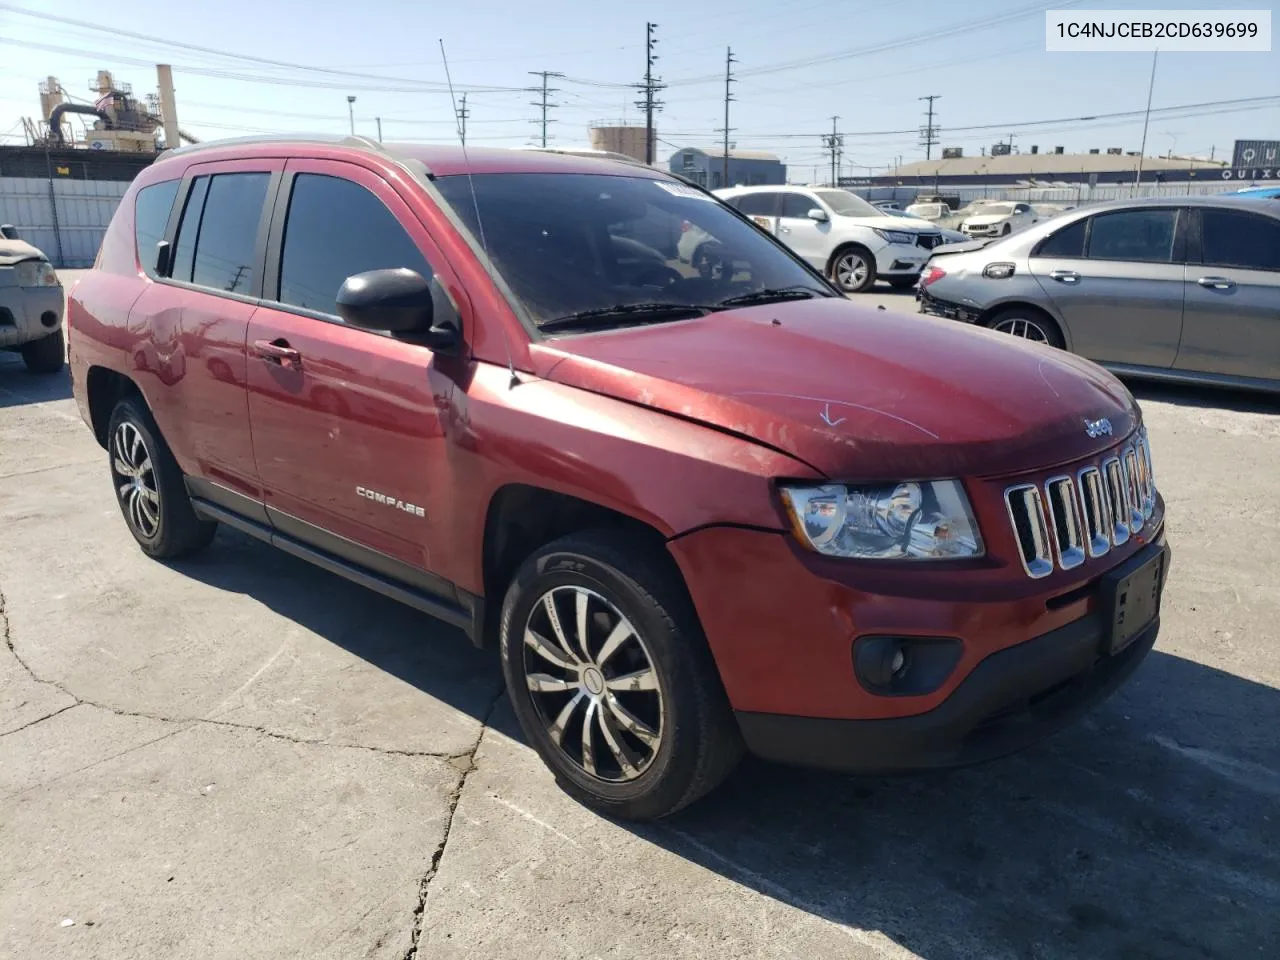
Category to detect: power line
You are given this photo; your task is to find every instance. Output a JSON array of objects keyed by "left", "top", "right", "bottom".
[
  {"left": 919, "top": 94, "right": 940, "bottom": 160},
  {"left": 529, "top": 71, "right": 564, "bottom": 148},
  {"left": 634, "top": 22, "right": 665, "bottom": 165},
  {"left": 714, "top": 47, "right": 738, "bottom": 187},
  {"left": 822, "top": 116, "right": 843, "bottom": 186}
]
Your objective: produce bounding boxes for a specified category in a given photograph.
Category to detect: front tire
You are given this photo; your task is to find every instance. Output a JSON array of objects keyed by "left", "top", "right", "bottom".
[
  {"left": 499, "top": 530, "right": 742, "bottom": 820},
  {"left": 20, "top": 328, "right": 65, "bottom": 374},
  {"left": 829, "top": 246, "right": 877, "bottom": 293},
  {"left": 107, "top": 395, "right": 217, "bottom": 559}
]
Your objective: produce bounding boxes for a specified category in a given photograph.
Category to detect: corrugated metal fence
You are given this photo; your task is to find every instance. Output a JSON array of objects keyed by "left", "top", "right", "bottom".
[{"left": 0, "top": 176, "right": 129, "bottom": 268}]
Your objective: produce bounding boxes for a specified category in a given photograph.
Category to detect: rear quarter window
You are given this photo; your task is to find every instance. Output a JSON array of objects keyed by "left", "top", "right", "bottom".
[{"left": 133, "top": 179, "right": 180, "bottom": 278}]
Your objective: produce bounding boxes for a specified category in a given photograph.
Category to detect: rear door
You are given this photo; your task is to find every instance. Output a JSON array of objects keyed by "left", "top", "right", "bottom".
[
  {"left": 126, "top": 158, "right": 280, "bottom": 508},
  {"left": 1028, "top": 207, "right": 1186, "bottom": 367},
  {"left": 732, "top": 191, "right": 782, "bottom": 236},
  {"left": 775, "top": 191, "right": 831, "bottom": 269},
  {"left": 245, "top": 158, "right": 466, "bottom": 589},
  {"left": 1176, "top": 206, "right": 1280, "bottom": 381}
]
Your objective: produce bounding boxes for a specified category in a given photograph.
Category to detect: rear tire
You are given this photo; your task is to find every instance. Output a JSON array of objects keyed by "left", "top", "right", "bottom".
[
  {"left": 107, "top": 395, "right": 217, "bottom": 559},
  {"left": 829, "top": 245, "right": 877, "bottom": 293},
  {"left": 499, "top": 529, "right": 742, "bottom": 821},
  {"left": 985, "top": 306, "right": 1065, "bottom": 349},
  {"left": 20, "top": 328, "right": 65, "bottom": 374}
]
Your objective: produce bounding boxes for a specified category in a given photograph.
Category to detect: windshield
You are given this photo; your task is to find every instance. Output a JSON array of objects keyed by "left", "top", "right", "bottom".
[
  {"left": 434, "top": 173, "right": 832, "bottom": 330},
  {"left": 972, "top": 202, "right": 1016, "bottom": 217},
  {"left": 813, "top": 189, "right": 881, "bottom": 218}
]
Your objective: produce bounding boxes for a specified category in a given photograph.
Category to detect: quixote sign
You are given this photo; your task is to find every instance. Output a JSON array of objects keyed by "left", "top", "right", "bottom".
[{"left": 1227, "top": 139, "right": 1279, "bottom": 179}]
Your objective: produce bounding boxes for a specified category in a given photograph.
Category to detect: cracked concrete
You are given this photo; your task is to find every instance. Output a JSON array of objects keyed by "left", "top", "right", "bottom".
[{"left": 3, "top": 297, "right": 1280, "bottom": 959}]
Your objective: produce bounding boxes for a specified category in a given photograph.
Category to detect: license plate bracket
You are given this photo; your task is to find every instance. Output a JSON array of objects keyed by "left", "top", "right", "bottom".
[{"left": 1100, "top": 544, "right": 1167, "bottom": 655}]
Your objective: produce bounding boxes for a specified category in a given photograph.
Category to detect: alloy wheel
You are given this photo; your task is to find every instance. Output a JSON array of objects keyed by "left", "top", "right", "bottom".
[
  {"left": 522, "top": 585, "right": 664, "bottom": 783},
  {"left": 112, "top": 421, "right": 161, "bottom": 539},
  {"left": 993, "top": 317, "right": 1050, "bottom": 343},
  {"left": 835, "top": 253, "right": 869, "bottom": 290}
]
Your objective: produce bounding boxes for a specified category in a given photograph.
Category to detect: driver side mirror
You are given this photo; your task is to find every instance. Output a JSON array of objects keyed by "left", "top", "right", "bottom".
[
  {"left": 0, "top": 224, "right": 19, "bottom": 241},
  {"left": 807, "top": 208, "right": 829, "bottom": 222},
  {"left": 336, "top": 268, "right": 462, "bottom": 354}
]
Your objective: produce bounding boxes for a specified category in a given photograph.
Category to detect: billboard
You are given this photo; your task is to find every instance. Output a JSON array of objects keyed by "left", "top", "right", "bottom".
[{"left": 1227, "top": 139, "right": 1280, "bottom": 181}]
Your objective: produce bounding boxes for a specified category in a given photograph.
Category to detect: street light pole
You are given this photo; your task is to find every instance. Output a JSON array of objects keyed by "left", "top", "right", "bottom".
[{"left": 347, "top": 96, "right": 356, "bottom": 136}]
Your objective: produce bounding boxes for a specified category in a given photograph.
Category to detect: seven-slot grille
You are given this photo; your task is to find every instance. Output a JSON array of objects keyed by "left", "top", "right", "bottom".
[{"left": 1004, "top": 427, "right": 1156, "bottom": 579}]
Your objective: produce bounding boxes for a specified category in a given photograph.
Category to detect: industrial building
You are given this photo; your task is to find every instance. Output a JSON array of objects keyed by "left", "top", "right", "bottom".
[
  {"left": 849, "top": 144, "right": 1227, "bottom": 190},
  {"left": 667, "top": 147, "right": 786, "bottom": 189},
  {"left": 588, "top": 121, "right": 650, "bottom": 164},
  {"left": 0, "top": 68, "right": 185, "bottom": 265}
]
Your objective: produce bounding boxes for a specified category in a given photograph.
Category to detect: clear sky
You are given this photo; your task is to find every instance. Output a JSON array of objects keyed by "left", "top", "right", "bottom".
[{"left": 0, "top": 0, "right": 1276, "bottom": 176}]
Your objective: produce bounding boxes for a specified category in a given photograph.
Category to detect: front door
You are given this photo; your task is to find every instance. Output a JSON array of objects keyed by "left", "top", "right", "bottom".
[
  {"left": 1028, "top": 207, "right": 1186, "bottom": 368},
  {"left": 1176, "top": 206, "right": 1280, "bottom": 382},
  {"left": 732, "top": 191, "right": 781, "bottom": 236},
  {"left": 775, "top": 191, "right": 831, "bottom": 269},
  {"left": 245, "top": 159, "right": 467, "bottom": 586}
]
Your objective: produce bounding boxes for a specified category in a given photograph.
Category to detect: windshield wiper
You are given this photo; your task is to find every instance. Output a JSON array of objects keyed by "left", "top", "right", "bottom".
[
  {"left": 716, "top": 286, "right": 828, "bottom": 308},
  {"left": 539, "top": 302, "right": 712, "bottom": 333}
]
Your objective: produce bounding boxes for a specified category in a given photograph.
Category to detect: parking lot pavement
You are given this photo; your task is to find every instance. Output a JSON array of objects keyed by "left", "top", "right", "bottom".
[{"left": 2, "top": 299, "right": 1279, "bottom": 959}]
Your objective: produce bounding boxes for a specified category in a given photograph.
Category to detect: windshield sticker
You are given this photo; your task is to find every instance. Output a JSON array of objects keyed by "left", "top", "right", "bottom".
[{"left": 654, "top": 181, "right": 715, "bottom": 201}]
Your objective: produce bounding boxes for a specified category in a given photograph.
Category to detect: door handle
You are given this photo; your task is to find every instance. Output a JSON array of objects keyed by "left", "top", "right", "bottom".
[
  {"left": 778, "top": 225, "right": 791, "bottom": 233},
  {"left": 253, "top": 338, "right": 302, "bottom": 367},
  {"left": 1049, "top": 269, "right": 1080, "bottom": 284},
  {"left": 1197, "top": 276, "right": 1235, "bottom": 290}
]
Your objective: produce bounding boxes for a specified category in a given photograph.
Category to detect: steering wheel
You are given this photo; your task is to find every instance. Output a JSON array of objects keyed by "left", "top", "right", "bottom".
[{"left": 630, "top": 263, "right": 683, "bottom": 289}]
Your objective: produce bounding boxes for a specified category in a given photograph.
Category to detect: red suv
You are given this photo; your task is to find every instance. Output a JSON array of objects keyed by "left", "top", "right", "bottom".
[{"left": 68, "top": 136, "right": 1170, "bottom": 820}]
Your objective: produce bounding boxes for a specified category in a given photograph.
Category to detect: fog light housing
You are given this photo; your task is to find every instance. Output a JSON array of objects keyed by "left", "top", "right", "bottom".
[{"left": 853, "top": 635, "right": 964, "bottom": 696}]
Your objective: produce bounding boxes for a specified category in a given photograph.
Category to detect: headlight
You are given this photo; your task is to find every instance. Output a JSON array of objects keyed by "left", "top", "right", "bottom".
[
  {"left": 780, "top": 480, "right": 983, "bottom": 560},
  {"left": 872, "top": 228, "right": 915, "bottom": 245},
  {"left": 13, "top": 260, "right": 59, "bottom": 287}
]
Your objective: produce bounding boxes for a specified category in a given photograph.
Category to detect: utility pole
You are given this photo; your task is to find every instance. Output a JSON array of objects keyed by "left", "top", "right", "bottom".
[
  {"left": 155, "top": 64, "right": 180, "bottom": 150},
  {"left": 346, "top": 95, "right": 356, "bottom": 136},
  {"left": 375, "top": 117, "right": 383, "bottom": 143},
  {"left": 457, "top": 92, "right": 469, "bottom": 146},
  {"left": 822, "top": 116, "right": 843, "bottom": 186},
  {"left": 1135, "top": 49, "right": 1159, "bottom": 193},
  {"left": 529, "top": 70, "right": 564, "bottom": 148},
  {"left": 918, "top": 94, "right": 940, "bottom": 160},
  {"left": 634, "top": 22, "right": 665, "bottom": 165},
  {"left": 714, "top": 47, "right": 737, "bottom": 188}
]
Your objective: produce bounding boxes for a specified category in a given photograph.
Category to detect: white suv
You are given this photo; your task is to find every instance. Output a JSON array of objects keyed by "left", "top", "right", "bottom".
[{"left": 714, "top": 185, "right": 945, "bottom": 292}]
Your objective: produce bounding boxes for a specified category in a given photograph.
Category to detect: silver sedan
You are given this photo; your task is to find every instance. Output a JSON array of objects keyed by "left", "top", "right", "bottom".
[{"left": 916, "top": 196, "right": 1280, "bottom": 392}]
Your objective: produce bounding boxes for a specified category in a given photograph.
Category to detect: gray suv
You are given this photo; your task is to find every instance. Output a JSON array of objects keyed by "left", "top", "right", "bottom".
[
  {"left": 0, "top": 224, "right": 66, "bottom": 374},
  {"left": 917, "top": 196, "right": 1280, "bottom": 392}
]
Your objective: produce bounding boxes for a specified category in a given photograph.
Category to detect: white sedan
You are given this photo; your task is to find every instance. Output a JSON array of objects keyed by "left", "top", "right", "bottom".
[{"left": 958, "top": 201, "right": 1038, "bottom": 239}]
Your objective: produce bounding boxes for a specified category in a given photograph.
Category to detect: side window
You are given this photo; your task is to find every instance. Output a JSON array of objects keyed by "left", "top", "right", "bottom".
[
  {"left": 1201, "top": 210, "right": 1280, "bottom": 271},
  {"left": 133, "top": 179, "right": 179, "bottom": 278},
  {"left": 278, "top": 173, "right": 432, "bottom": 319},
  {"left": 1034, "top": 218, "right": 1087, "bottom": 259},
  {"left": 734, "top": 192, "right": 779, "bottom": 216},
  {"left": 780, "top": 193, "right": 819, "bottom": 218},
  {"left": 1086, "top": 209, "right": 1179, "bottom": 263},
  {"left": 190, "top": 173, "right": 270, "bottom": 294},
  {"left": 170, "top": 176, "right": 209, "bottom": 283},
  {"left": 1014, "top": 203, "right": 1031, "bottom": 214}
]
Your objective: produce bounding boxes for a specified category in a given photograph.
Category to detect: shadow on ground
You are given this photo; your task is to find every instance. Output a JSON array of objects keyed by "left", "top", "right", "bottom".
[
  {"left": 176, "top": 525, "right": 1280, "bottom": 960},
  {"left": 1128, "top": 380, "right": 1280, "bottom": 416},
  {"left": 0, "top": 356, "right": 72, "bottom": 407}
]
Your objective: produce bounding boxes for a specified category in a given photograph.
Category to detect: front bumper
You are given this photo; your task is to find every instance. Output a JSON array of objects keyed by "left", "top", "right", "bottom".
[
  {"left": 0, "top": 286, "right": 64, "bottom": 348},
  {"left": 668, "top": 523, "right": 1169, "bottom": 773},
  {"left": 874, "top": 242, "right": 928, "bottom": 277},
  {"left": 739, "top": 602, "right": 1161, "bottom": 774}
]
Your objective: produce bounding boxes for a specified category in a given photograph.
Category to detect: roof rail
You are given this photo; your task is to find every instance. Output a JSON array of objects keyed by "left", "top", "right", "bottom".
[{"left": 160, "top": 133, "right": 386, "bottom": 159}]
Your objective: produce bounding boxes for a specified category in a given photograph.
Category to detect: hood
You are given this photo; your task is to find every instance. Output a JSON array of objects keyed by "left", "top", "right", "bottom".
[
  {"left": 0, "top": 239, "right": 48, "bottom": 267},
  {"left": 836, "top": 213, "right": 936, "bottom": 232},
  {"left": 532, "top": 299, "right": 1137, "bottom": 481}
]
